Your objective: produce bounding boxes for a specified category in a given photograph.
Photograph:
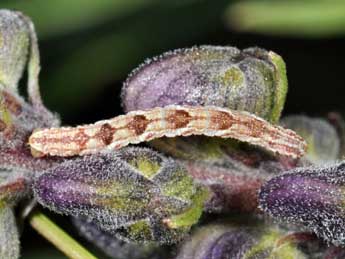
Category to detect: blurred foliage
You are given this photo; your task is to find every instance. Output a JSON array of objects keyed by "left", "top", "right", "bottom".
[
  {"left": 1, "top": 0, "right": 156, "bottom": 38},
  {"left": 22, "top": 249, "right": 66, "bottom": 259},
  {"left": 226, "top": 0, "right": 345, "bottom": 37}
]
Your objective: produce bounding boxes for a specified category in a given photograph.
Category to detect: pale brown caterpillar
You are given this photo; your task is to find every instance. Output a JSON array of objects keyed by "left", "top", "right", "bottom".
[{"left": 28, "top": 105, "right": 307, "bottom": 158}]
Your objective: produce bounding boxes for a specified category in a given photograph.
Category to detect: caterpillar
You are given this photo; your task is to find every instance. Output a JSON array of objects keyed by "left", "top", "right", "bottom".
[{"left": 28, "top": 105, "right": 307, "bottom": 158}]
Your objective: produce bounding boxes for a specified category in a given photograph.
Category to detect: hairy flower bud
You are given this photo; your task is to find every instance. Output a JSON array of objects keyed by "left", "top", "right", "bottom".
[
  {"left": 176, "top": 219, "right": 307, "bottom": 259},
  {"left": 72, "top": 217, "right": 168, "bottom": 259},
  {"left": 121, "top": 46, "right": 291, "bottom": 177},
  {"left": 281, "top": 115, "right": 340, "bottom": 164},
  {"left": 259, "top": 162, "right": 345, "bottom": 246},
  {"left": 0, "top": 10, "right": 30, "bottom": 90},
  {"left": 148, "top": 136, "right": 297, "bottom": 213},
  {"left": 0, "top": 11, "right": 59, "bottom": 173},
  {"left": 122, "top": 45, "right": 287, "bottom": 123},
  {"left": 185, "top": 158, "right": 292, "bottom": 214},
  {"left": 34, "top": 147, "right": 209, "bottom": 244},
  {"left": 0, "top": 204, "right": 19, "bottom": 259}
]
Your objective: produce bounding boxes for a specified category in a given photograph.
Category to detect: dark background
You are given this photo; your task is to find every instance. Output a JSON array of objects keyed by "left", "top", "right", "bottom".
[{"left": 2, "top": 1, "right": 344, "bottom": 258}]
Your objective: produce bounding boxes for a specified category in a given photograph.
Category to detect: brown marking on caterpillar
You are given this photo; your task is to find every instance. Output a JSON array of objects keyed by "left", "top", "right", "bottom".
[
  {"left": 28, "top": 105, "right": 307, "bottom": 159},
  {"left": 210, "top": 111, "right": 234, "bottom": 130},
  {"left": 1, "top": 91, "right": 22, "bottom": 115},
  {"left": 241, "top": 119, "right": 265, "bottom": 138},
  {"left": 166, "top": 109, "right": 192, "bottom": 129},
  {"left": 127, "top": 115, "right": 150, "bottom": 135},
  {"left": 95, "top": 123, "right": 115, "bottom": 145},
  {"left": 73, "top": 129, "right": 90, "bottom": 149}
]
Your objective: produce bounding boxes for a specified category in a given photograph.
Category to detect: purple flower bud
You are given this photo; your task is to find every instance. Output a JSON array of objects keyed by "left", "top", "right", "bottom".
[
  {"left": 176, "top": 219, "right": 307, "bottom": 259},
  {"left": 122, "top": 46, "right": 288, "bottom": 123},
  {"left": 176, "top": 222, "right": 253, "bottom": 259},
  {"left": 155, "top": 137, "right": 298, "bottom": 213},
  {"left": 34, "top": 147, "right": 209, "bottom": 244},
  {"left": 259, "top": 162, "right": 345, "bottom": 246},
  {"left": 185, "top": 161, "right": 269, "bottom": 213}
]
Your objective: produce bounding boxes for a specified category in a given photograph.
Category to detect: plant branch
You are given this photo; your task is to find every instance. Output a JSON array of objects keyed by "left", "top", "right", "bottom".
[{"left": 28, "top": 210, "right": 99, "bottom": 259}]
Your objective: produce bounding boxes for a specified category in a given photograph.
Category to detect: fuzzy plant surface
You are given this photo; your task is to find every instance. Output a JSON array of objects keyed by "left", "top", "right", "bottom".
[
  {"left": 2, "top": 7, "right": 345, "bottom": 259},
  {"left": 34, "top": 147, "right": 209, "bottom": 244},
  {"left": 175, "top": 218, "right": 318, "bottom": 259},
  {"left": 122, "top": 45, "right": 287, "bottom": 124},
  {"left": 259, "top": 162, "right": 345, "bottom": 247}
]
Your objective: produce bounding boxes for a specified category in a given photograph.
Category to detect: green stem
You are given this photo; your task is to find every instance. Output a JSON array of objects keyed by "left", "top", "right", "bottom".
[{"left": 28, "top": 210, "right": 99, "bottom": 259}]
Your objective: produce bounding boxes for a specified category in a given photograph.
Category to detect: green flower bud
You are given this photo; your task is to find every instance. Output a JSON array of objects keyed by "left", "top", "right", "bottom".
[
  {"left": 150, "top": 136, "right": 298, "bottom": 214},
  {"left": 0, "top": 9, "right": 49, "bottom": 109},
  {"left": 34, "top": 147, "right": 209, "bottom": 244},
  {"left": 0, "top": 10, "right": 30, "bottom": 90}
]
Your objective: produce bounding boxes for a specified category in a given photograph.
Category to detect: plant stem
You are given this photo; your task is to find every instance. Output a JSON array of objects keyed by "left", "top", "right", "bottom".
[{"left": 28, "top": 210, "right": 99, "bottom": 259}]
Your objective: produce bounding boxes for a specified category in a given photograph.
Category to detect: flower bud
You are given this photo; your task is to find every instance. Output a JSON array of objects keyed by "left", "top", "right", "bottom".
[
  {"left": 0, "top": 10, "right": 30, "bottom": 90},
  {"left": 281, "top": 115, "right": 340, "bottom": 164},
  {"left": 150, "top": 136, "right": 298, "bottom": 213},
  {"left": 34, "top": 147, "right": 209, "bottom": 244},
  {"left": 176, "top": 219, "right": 307, "bottom": 259},
  {"left": 122, "top": 45, "right": 287, "bottom": 123},
  {"left": 259, "top": 162, "right": 345, "bottom": 246},
  {"left": 184, "top": 145, "right": 299, "bottom": 213},
  {"left": 122, "top": 46, "right": 290, "bottom": 173}
]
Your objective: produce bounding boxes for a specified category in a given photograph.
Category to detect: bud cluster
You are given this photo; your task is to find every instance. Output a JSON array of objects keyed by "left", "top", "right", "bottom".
[{"left": 1, "top": 7, "right": 345, "bottom": 259}]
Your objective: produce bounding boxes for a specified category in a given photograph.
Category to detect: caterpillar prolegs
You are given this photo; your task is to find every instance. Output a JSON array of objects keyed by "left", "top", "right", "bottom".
[{"left": 28, "top": 105, "right": 307, "bottom": 159}]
